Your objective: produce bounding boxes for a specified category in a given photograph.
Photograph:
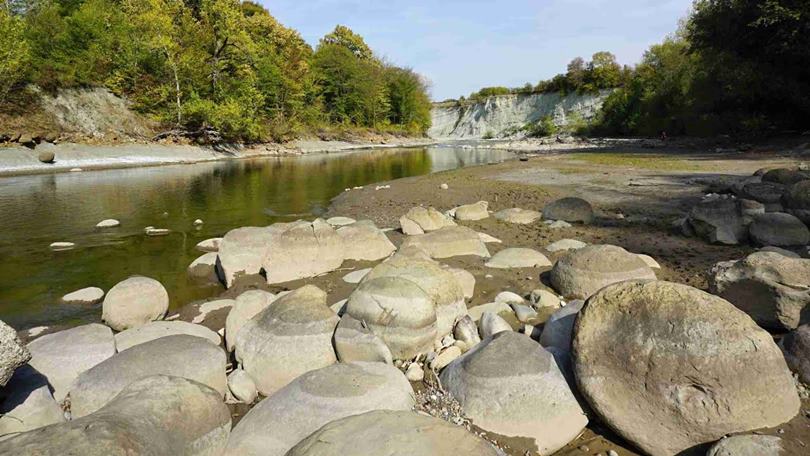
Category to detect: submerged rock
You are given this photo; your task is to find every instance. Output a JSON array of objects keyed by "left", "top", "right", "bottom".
[
  {"left": 95, "top": 219, "right": 120, "bottom": 229},
  {"left": 60, "top": 287, "right": 104, "bottom": 305}
]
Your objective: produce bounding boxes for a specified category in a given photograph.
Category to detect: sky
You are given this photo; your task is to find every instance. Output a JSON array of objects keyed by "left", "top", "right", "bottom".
[{"left": 257, "top": 0, "right": 694, "bottom": 101}]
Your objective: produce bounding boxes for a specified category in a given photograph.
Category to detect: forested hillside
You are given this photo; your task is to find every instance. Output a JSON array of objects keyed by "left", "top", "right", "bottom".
[{"left": 0, "top": 0, "right": 432, "bottom": 142}]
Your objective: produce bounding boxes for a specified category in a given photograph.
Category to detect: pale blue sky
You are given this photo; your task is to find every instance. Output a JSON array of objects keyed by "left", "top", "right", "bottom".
[{"left": 258, "top": 0, "right": 693, "bottom": 100}]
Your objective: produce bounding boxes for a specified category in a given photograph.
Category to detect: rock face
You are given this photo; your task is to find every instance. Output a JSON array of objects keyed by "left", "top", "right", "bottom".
[
  {"left": 0, "top": 320, "right": 30, "bottom": 386},
  {"left": 217, "top": 226, "right": 278, "bottom": 287},
  {"left": 686, "top": 197, "right": 748, "bottom": 245},
  {"left": 333, "top": 315, "right": 393, "bottom": 364},
  {"left": 114, "top": 321, "right": 221, "bottom": 352},
  {"left": 779, "top": 324, "right": 810, "bottom": 383},
  {"left": 0, "top": 365, "right": 65, "bottom": 436},
  {"left": 0, "top": 375, "right": 231, "bottom": 456},
  {"left": 235, "top": 286, "right": 338, "bottom": 396},
  {"left": 336, "top": 220, "right": 395, "bottom": 261},
  {"left": 550, "top": 244, "right": 656, "bottom": 299},
  {"left": 709, "top": 252, "right": 810, "bottom": 330},
  {"left": 225, "top": 290, "right": 276, "bottom": 352},
  {"left": 225, "top": 362, "right": 414, "bottom": 456},
  {"left": 399, "top": 207, "right": 456, "bottom": 235},
  {"left": 441, "top": 332, "right": 587, "bottom": 455},
  {"left": 748, "top": 212, "right": 810, "bottom": 247},
  {"left": 287, "top": 410, "right": 503, "bottom": 456},
  {"left": 542, "top": 197, "right": 594, "bottom": 224},
  {"left": 401, "top": 226, "right": 490, "bottom": 259},
  {"left": 69, "top": 335, "right": 227, "bottom": 417},
  {"left": 263, "top": 219, "right": 345, "bottom": 284},
  {"left": 707, "top": 435, "right": 783, "bottom": 456},
  {"left": 101, "top": 276, "right": 168, "bottom": 331},
  {"left": 485, "top": 248, "right": 551, "bottom": 269},
  {"left": 573, "top": 281, "right": 800, "bottom": 456},
  {"left": 454, "top": 201, "right": 490, "bottom": 221},
  {"left": 783, "top": 179, "right": 810, "bottom": 224},
  {"left": 494, "top": 208, "right": 542, "bottom": 224},
  {"left": 61, "top": 287, "right": 104, "bottom": 305},
  {"left": 27, "top": 323, "right": 115, "bottom": 402}
]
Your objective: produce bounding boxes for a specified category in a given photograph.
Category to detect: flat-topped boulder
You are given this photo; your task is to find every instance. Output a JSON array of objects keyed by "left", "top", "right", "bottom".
[
  {"left": 686, "top": 196, "right": 747, "bottom": 245},
  {"left": 542, "top": 197, "right": 594, "bottom": 224},
  {"left": 783, "top": 179, "right": 810, "bottom": 223},
  {"left": 707, "top": 435, "right": 783, "bottom": 456},
  {"left": 286, "top": 410, "right": 503, "bottom": 456},
  {"left": 60, "top": 287, "right": 104, "bottom": 305},
  {"left": 546, "top": 239, "right": 587, "bottom": 253},
  {"left": 494, "top": 207, "right": 542, "bottom": 224},
  {"left": 27, "top": 323, "right": 115, "bottom": 402},
  {"left": 235, "top": 285, "right": 338, "bottom": 396},
  {"left": 0, "top": 376, "right": 231, "bottom": 456},
  {"left": 263, "top": 219, "right": 345, "bottom": 284},
  {"left": 0, "top": 320, "right": 30, "bottom": 386},
  {"left": 326, "top": 216, "right": 356, "bottom": 227},
  {"left": 401, "top": 225, "right": 490, "bottom": 259},
  {"left": 225, "top": 362, "right": 414, "bottom": 456},
  {"left": 709, "top": 252, "right": 810, "bottom": 330},
  {"left": 748, "top": 212, "right": 810, "bottom": 247},
  {"left": 573, "top": 281, "right": 799, "bottom": 456},
  {"left": 336, "top": 220, "right": 395, "bottom": 261},
  {"left": 101, "top": 276, "right": 168, "bottom": 331},
  {"left": 226, "top": 290, "right": 276, "bottom": 352},
  {"left": 0, "top": 365, "right": 65, "bottom": 435},
  {"left": 114, "top": 321, "right": 221, "bottom": 351},
  {"left": 780, "top": 324, "right": 810, "bottom": 384},
  {"left": 550, "top": 244, "right": 656, "bottom": 299},
  {"left": 217, "top": 226, "right": 279, "bottom": 287},
  {"left": 69, "top": 335, "right": 227, "bottom": 417},
  {"left": 441, "top": 332, "right": 587, "bottom": 455},
  {"left": 485, "top": 248, "right": 551, "bottom": 269},
  {"left": 453, "top": 201, "right": 490, "bottom": 221},
  {"left": 399, "top": 207, "right": 456, "bottom": 235}
]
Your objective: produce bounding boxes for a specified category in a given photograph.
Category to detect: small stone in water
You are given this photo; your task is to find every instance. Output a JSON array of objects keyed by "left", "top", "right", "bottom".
[{"left": 193, "top": 219, "right": 204, "bottom": 226}]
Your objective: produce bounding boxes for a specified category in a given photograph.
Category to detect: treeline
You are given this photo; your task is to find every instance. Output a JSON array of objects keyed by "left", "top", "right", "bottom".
[{"left": 0, "top": 0, "right": 432, "bottom": 142}]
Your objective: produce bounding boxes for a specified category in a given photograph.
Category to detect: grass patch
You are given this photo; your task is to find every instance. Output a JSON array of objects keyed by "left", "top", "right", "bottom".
[{"left": 569, "top": 152, "right": 705, "bottom": 171}]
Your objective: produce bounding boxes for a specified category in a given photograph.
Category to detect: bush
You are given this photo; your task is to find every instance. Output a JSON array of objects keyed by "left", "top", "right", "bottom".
[{"left": 527, "top": 116, "right": 557, "bottom": 137}]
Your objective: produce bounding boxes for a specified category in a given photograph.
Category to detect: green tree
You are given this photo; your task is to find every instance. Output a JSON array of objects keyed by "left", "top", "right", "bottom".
[
  {"left": 0, "top": 7, "right": 29, "bottom": 102},
  {"left": 320, "top": 25, "right": 373, "bottom": 60},
  {"left": 385, "top": 66, "right": 431, "bottom": 133}
]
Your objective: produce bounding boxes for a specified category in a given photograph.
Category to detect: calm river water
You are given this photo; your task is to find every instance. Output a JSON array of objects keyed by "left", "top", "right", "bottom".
[{"left": 0, "top": 146, "right": 512, "bottom": 329}]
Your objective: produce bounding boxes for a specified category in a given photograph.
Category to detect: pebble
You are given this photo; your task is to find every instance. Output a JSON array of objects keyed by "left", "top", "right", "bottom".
[
  {"left": 69, "top": 168, "right": 82, "bottom": 172},
  {"left": 440, "top": 183, "right": 449, "bottom": 190},
  {"left": 608, "top": 451, "right": 619, "bottom": 456},
  {"left": 49, "top": 242, "right": 76, "bottom": 251},
  {"left": 578, "top": 445, "right": 590, "bottom": 452},
  {"left": 96, "top": 219, "right": 120, "bottom": 228},
  {"left": 193, "top": 219, "right": 204, "bottom": 226}
]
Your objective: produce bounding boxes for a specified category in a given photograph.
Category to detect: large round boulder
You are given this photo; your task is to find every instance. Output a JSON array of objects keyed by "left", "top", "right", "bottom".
[
  {"left": 235, "top": 285, "right": 338, "bottom": 396},
  {"left": 0, "top": 320, "right": 30, "bottom": 387},
  {"left": 101, "top": 276, "right": 168, "bottom": 331},
  {"left": 542, "top": 197, "right": 594, "bottom": 224},
  {"left": 573, "top": 280, "right": 799, "bottom": 456},
  {"left": 225, "top": 290, "right": 276, "bottom": 352},
  {"left": 225, "top": 362, "right": 414, "bottom": 456},
  {"left": 401, "top": 226, "right": 490, "bottom": 259},
  {"left": 549, "top": 244, "right": 656, "bottom": 299},
  {"left": 485, "top": 248, "right": 551, "bottom": 269},
  {"left": 69, "top": 335, "right": 227, "bottom": 417},
  {"left": 709, "top": 252, "right": 810, "bottom": 331},
  {"left": 336, "top": 220, "right": 395, "bottom": 261},
  {"left": 0, "top": 375, "right": 231, "bottom": 456},
  {"left": 286, "top": 410, "right": 504, "bottom": 456},
  {"left": 440, "top": 331, "right": 587, "bottom": 455},
  {"left": 782, "top": 179, "right": 810, "bottom": 224},
  {"left": 748, "top": 212, "right": 810, "bottom": 247},
  {"left": 780, "top": 324, "right": 810, "bottom": 384},
  {"left": 114, "top": 321, "right": 221, "bottom": 352}
]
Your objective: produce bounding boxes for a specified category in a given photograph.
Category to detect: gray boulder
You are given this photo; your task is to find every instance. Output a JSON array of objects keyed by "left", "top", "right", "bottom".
[
  {"left": 780, "top": 324, "right": 810, "bottom": 384},
  {"left": 687, "top": 197, "right": 748, "bottom": 245},
  {"left": 454, "top": 201, "right": 490, "bottom": 221},
  {"left": 550, "top": 244, "right": 656, "bottom": 299},
  {"left": 0, "top": 376, "right": 230, "bottom": 456},
  {"left": 542, "top": 197, "right": 594, "bottom": 224},
  {"left": 441, "top": 332, "right": 587, "bottom": 455},
  {"left": 783, "top": 179, "right": 810, "bottom": 224},
  {"left": 539, "top": 300, "right": 586, "bottom": 356},
  {"left": 573, "top": 280, "right": 799, "bottom": 456},
  {"left": 226, "top": 290, "right": 276, "bottom": 352},
  {"left": 454, "top": 315, "right": 481, "bottom": 348},
  {"left": 401, "top": 226, "right": 490, "bottom": 259},
  {"left": 749, "top": 212, "right": 810, "bottom": 247},
  {"left": 0, "top": 365, "right": 65, "bottom": 436},
  {"left": 762, "top": 168, "right": 810, "bottom": 186},
  {"left": 187, "top": 252, "right": 219, "bottom": 283},
  {"left": 217, "top": 226, "right": 278, "bottom": 287},
  {"left": 707, "top": 435, "right": 783, "bottom": 456},
  {"left": 740, "top": 182, "right": 786, "bottom": 207},
  {"left": 225, "top": 362, "right": 414, "bottom": 456},
  {"left": 102, "top": 276, "right": 168, "bottom": 331},
  {"left": 709, "top": 252, "right": 810, "bottom": 330},
  {"left": 114, "top": 321, "right": 221, "bottom": 352},
  {"left": 485, "top": 248, "right": 551, "bottom": 269},
  {"left": 479, "top": 312, "right": 512, "bottom": 339},
  {"left": 227, "top": 369, "right": 258, "bottom": 404},
  {"left": 69, "top": 335, "right": 227, "bottom": 417},
  {"left": 399, "top": 207, "right": 456, "bottom": 235},
  {"left": 334, "top": 315, "right": 393, "bottom": 364},
  {"left": 494, "top": 208, "right": 542, "bottom": 224},
  {"left": 262, "top": 219, "right": 345, "bottom": 285},
  {"left": 337, "top": 220, "right": 395, "bottom": 261},
  {"left": 0, "top": 320, "right": 29, "bottom": 387}
]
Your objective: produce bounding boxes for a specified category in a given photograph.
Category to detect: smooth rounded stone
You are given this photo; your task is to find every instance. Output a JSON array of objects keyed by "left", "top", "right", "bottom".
[
  {"left": 37, "top": 150, "right": 55, "bottom": 164},
  {"left": 477, "top": 231, "right": 502, "bottom": 243},
  {"left": 454, "top": 315, "right": 481, "bottom": 348},
  {"left": 217, "top": 226, "right": 279, "bottom": 287},
  {"left": 510, "top": 303, "right": 538, "bottom": 323},
  {"left": 550, "top": 244, "right": 656, "bottom": 299},
  {"left": 0, "top": 365, "right": 65, "bottom": 435},
  {"left": 440, "top": 183, "right": 449, "bottom": 190},
  {"left": 707, "top": 435, "right": 783, "bottom": 456},
  {"left": 542, "top": 197, "right": 594, "bottom": 224},
  {"left": 454, "top": 201, "right": 490, "bottom": 221},
  {"left": 101, "top": 276, "right": 168, "bottom": 331},
  {"left": 401, "top": 226, "right": 490, "bottom": 259},
  {"left": 479, "top": 312, "right": 512, "bottom": 339},
  {"left": 193, "top": 218, "right": 204, "bottom": 226},
  {"left": 48, "top": 241, "right": 75, "bottom": 251},
  {"left": 399, "top": 207, "right": 456, "bottom": 235},
  {"left": 228, "top": 369, "right": 258, "bottom": 404},
  {"left": 636, "top": 253, "right": 661, "bottom": 269},
  {"left": 780, "top": 324, "right": 810, "bottom": 384},
  {"left": 783, "top": 179, "right": 810, "bottom": 224},
  {"left": 405, "top": 362, "right": 425, "bottom": 381},
  {"left": 263, "top": 219, "right": 345, "bottom": 285},
  {"left": 95, "top": 219, "right": 120, "bottom": 228},
  {"left": 225, "top": 290, "right": 275, "bottom": 352},
  {"left": 687, "top": 197, "right": 748, "bottom": 245},
  {"left": 345, "top": 277, "right": 437, "bottom": 359},
  {"left": 342, "top": 268, "right": 371, "bottom": 284},
  {"left": 114, "top": 321, "right": 221, "bottom": 352},
  {"left": 749, "top": 212, "right": 810, "bottom": 247},
  {"left": 192, "top": 298, "right": 234, "bottom": 324},
  {"left": 225, "top": 362, "right": 414, "bottom": 456},
  {"left": 441, "top": 332, "right": 587, "bottom": 455},
  {"left": 760, "top": 246, "right": 801, "bottom": 258},
  {"left": 187, "top": 252, "right": 219, "bottom": 283},
  {"left": 235, "top": 285, "right": 338, "bottom": 396},
  {"left": 762, "top": 167, "right": 810, "bottom": 185},
  {"left": 494, "top": 207, "right": 542, "bottom": 224},
  {"left": 287, "top": 410, "right": 503, "bottom": 456},
  {"left": 326, "top": 216, "right": 356, "bottom": 227},
  {"left": 69, "top": 335, "right": 227, "bottom": 417},
  {"left": 337, "top": 220, "right": 396, "bottom": 261},
  {"left": 485, "top": 248, "right": 552, "bottom": 269},
  {"left": 430, "top": 346, "right": 462, "bottom": 370},
  {"left": 0, "top": 375, "right": 231, "bottom": 456},
  {"left": 530, "top": 289, "right": 562, "bottom": 309},
  {"left": 741, "top": 182, "right": 786, "bottom": 205},
  {"left": 709, "top": 252, "right": 810, "bottom": 330},
  {"left": 444, "top": 266, "right": 475, "bottom": 298},
  {"left": 60, "top": 287, "right": 104, "bottom": 305},
  {"left": 468, "top": 301, "right": 512, "bottom": 322},
  {"left": 26, "top": 324, "right": 115, "bottom": 404},
  {"left": 195, "top": 237, "right": 222, "bottom": 253},
  {"left": 546, "top": 238, "right": 587, "bottom": 253},
  {"left": 495, "top": 291, "right": 525, "bottom": 304},
  {"left": 539, "top": 300, "right": 586, "bottom": 356},
  {"left": 334, "top": 315, "right": 393, "bottom": 364},
  {"left": 573, "top": 281, "right": 800, "bottom": 456}
]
